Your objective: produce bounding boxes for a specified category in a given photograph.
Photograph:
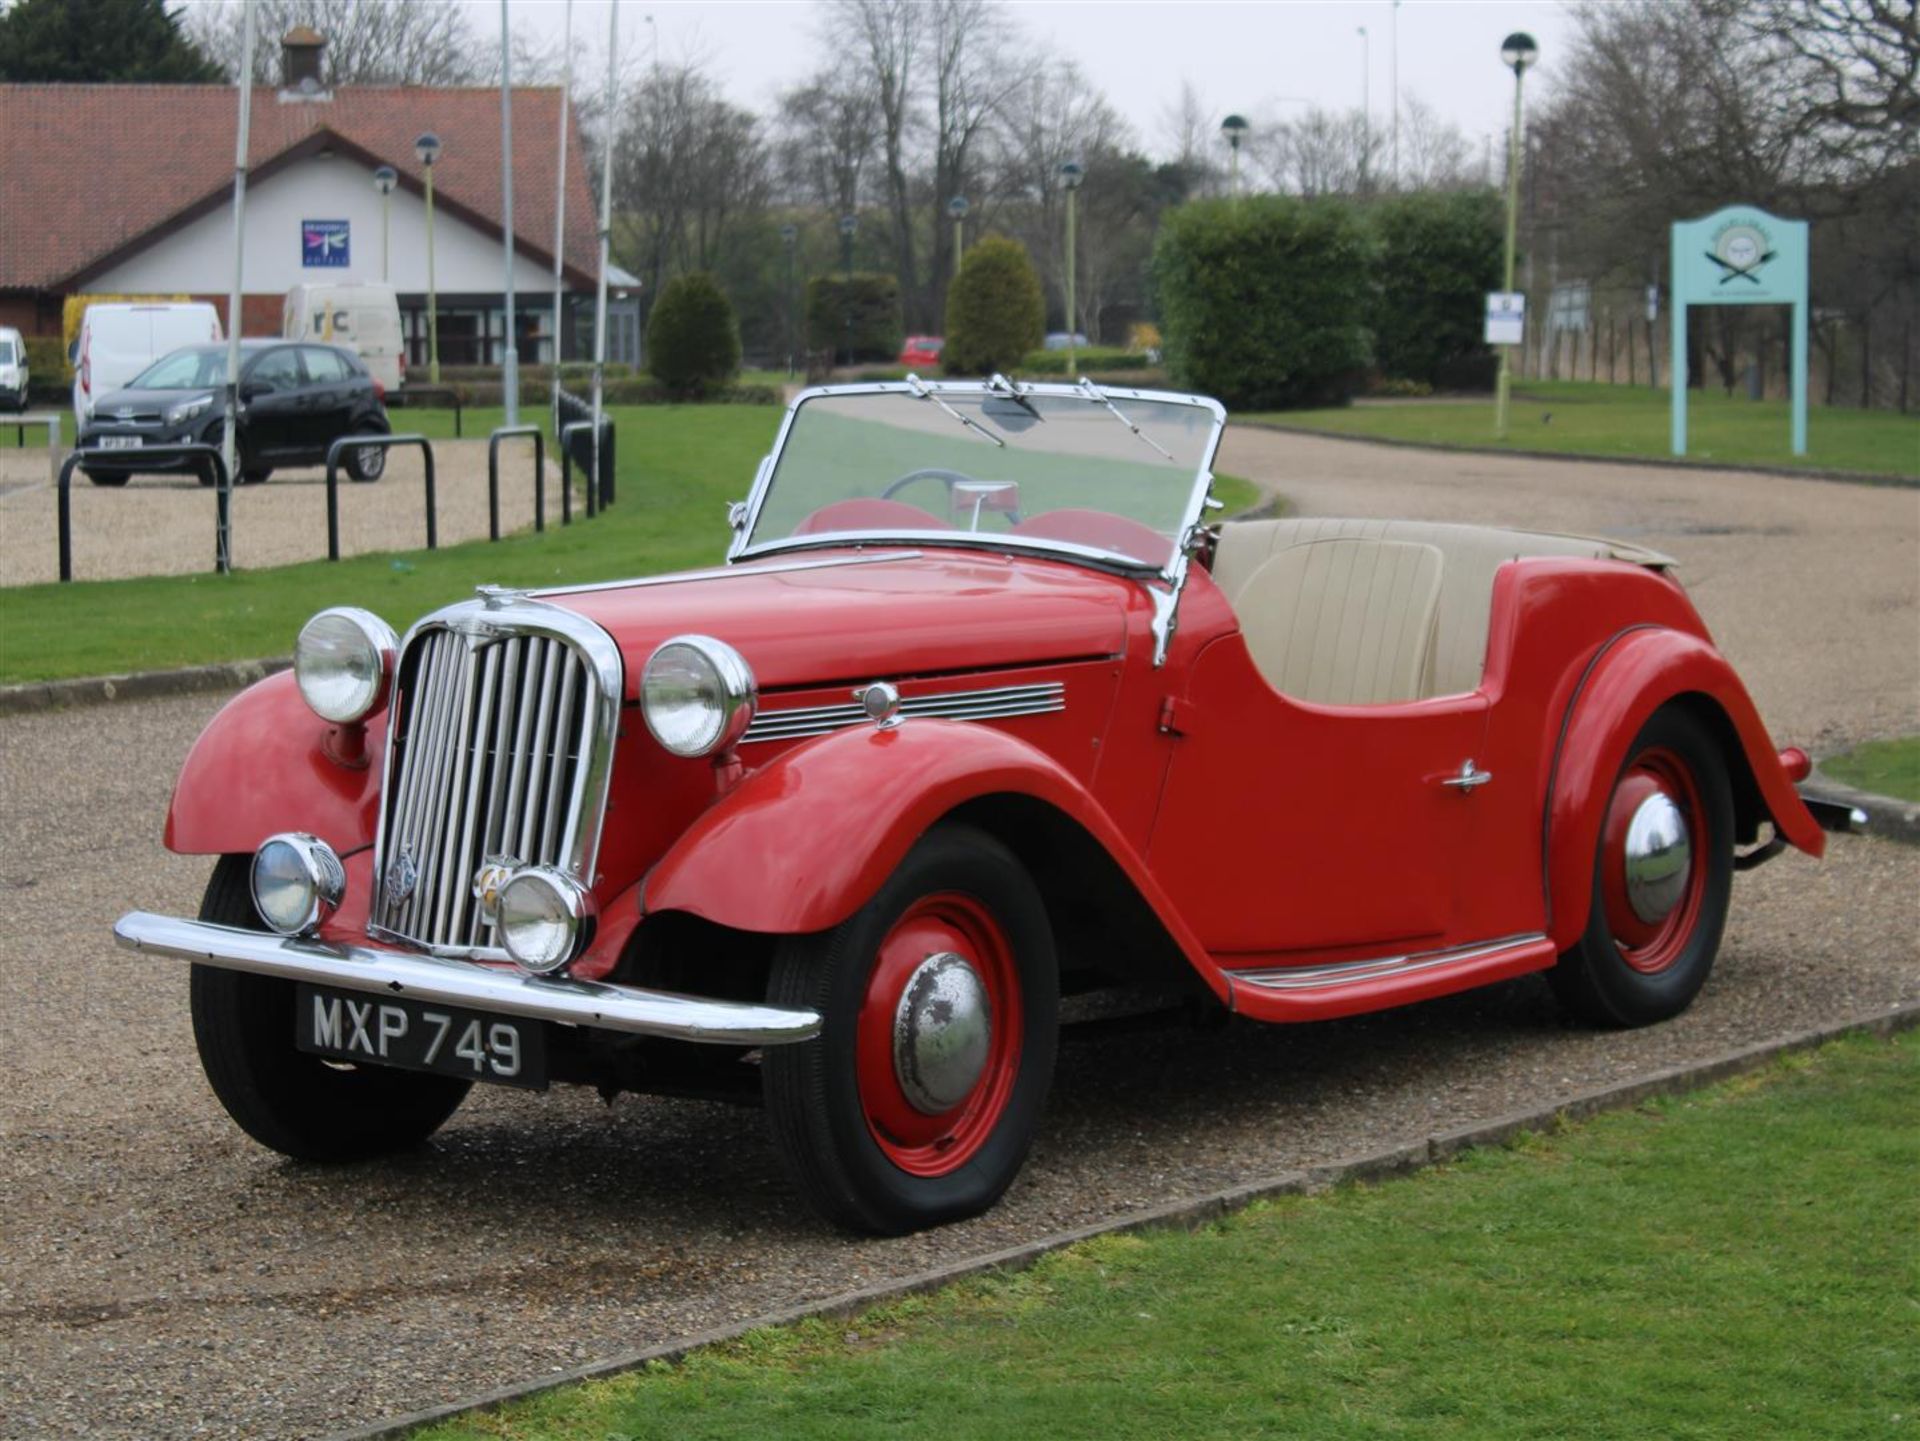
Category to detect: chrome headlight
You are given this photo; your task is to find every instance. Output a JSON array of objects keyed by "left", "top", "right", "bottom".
[
  {"left": 165, "top": 394, "right": 214, "bottom": 427},
  {"left": 640, "top": 635, "right": 757, "bottom": 758},
  {"left": 295, "top": 607, "right": 397, "bottom": 724},
  {"left": 496, "top": 866, "right": 594, "bottom": 974},
  {"left": 251, "top": 833, "right": 345, "bottom": 936}
]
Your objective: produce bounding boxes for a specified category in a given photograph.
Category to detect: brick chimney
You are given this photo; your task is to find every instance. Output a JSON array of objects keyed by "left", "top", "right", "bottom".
[{"left": 280, "top": 26, "right": 326, "bottom": 94}]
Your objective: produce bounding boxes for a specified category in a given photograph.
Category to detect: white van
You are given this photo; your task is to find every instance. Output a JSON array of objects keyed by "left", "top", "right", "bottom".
[
  {"left": 283, "top": 283, "right": 404, "bottom": 393},
  {"left": 72, "top": 302, "right": 223, "bottom": 429},
  {"left": 0, "top": 326, "right": 27, "bottom": 411}
]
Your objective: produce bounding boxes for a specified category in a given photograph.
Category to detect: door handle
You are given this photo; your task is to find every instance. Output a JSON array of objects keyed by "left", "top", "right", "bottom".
[{"left": 1440, "top": 759, "right": 1492, "bottom": 790}]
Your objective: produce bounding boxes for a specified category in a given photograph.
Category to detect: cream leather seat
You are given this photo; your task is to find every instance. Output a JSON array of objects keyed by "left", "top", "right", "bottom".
[
  {"left": 1212, "top": 518, "right": 1675, "bottom": 698},
  {"left": 1233, "top": 538, "right": 1444, "bottom": 705}
]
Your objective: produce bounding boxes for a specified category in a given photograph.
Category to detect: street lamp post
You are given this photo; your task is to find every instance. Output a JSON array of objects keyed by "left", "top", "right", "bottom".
[
  {"left": 1060, "top": 160, "right": 1084, "bottom": 376},
  {"left": 415, "top": 131, "right": 442, "bottom": 384},
  {"left": 948, "top": 195, "right": 969, "bottom": 280},
  {"left": 1494, "top": 31, "right": 1537, "bottom": 441},
  {"left": 1390, "top": 0, "right": 1402, "bottom": 188},
  {"left": 371, "top": 166, "right": 396, "bottom": 284},
  {"left": 1219, "top": 114, "right": 1248, "bottom": 197},
  {"left": 1357, "top": 26, "right": 1370, "bottom": 194},
  {"left": 499, "top": 0, "right": 518, "bottom": 426},
  {"left": 780, "top": 223, "right": 798, "bottom": 378},
  {"left": 838, "top": 212, "right": 857, "bottom": 366}
]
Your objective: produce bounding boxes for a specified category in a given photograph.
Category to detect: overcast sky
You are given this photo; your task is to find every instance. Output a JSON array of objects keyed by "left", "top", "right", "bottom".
[{"left": 476, "top": 0, "right": 1580, "bottom": 161}]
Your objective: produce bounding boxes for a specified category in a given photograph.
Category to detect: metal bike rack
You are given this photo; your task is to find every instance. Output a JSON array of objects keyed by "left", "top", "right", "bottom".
[
  {"left": 393, "top": 385, "right": 465, "bottom": 437},
  {"left": 323, "top": 433, "right": 435, "bottom": 561},
  {"left": 11, "top": 412, "right": 63, "bottom": 492},
  {"left": 557, "top": 419, "right": 602, "bottom": 521},
  {"left": 57, "top": 442, "right": 229, "bottom": 582},
  {"left": 485, "top": 424, "right": 548, "bottom": 538}
]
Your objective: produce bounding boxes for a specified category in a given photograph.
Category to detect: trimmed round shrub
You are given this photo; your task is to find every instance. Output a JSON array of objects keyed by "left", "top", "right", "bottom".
[
  {"left": 647, "top": 272, "right": 741, "bottom": 398},
  {"left": 944, "top": 235, "right": 1045, "bottom": 377},
  {"left": 1370, "top": 190, "right": 1503, "bottom": 389},
  {"left": 1152, "top": 196, "right": 1374, "bottom": 410},
  {"left": 806, "top": 274, "right": 904, "bottom": 363}
]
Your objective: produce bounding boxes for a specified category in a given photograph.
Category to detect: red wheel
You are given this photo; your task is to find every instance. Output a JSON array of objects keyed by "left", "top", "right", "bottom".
[
  {"left": 855, "top": 892, "right": 1023, "bottom": 1177},
  {"left": 764, "top": 824, "right": 1057, "bottom": 1233},
  {"left": 1551, "top": 708, "right": 1733, "bottom": 1027}
]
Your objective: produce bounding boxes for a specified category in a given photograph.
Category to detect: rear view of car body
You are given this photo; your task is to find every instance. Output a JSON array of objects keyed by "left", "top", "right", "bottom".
[
  {"left": 72, "top": 302, "right": 223, "bottom": 432},
  {"left": 0, "top": 326, "right": 27, "bottom": 411}
]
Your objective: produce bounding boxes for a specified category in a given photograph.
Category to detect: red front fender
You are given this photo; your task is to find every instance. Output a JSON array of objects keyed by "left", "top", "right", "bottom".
[
  {"left": 1546, "top": 627, "right": 1825, "bottom": 949},
  {"left": 642, "top": 719, "right": 1224, "bottom": 994},
  {"left": 165, "top": 671, "right": 386, "bottom": 857}
]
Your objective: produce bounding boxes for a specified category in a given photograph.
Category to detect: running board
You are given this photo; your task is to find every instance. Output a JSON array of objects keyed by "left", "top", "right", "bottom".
[{"left": 1225, "top": 932, "right": 1557, "bottom": 1023}]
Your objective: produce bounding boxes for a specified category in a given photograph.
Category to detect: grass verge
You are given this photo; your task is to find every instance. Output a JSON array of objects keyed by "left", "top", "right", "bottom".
[
  {"left": 0, "top": 405, "right": 1260, "bottom": 684},
  {"left": 412, "top": 1032, "right": 1917, "bottom": 1441},
  {"left": 1821, "top": 736, "right": 1920, "bottom": 802},
  {"left": 1246, "top": 381, "right": 1919, "bottom": 478}
]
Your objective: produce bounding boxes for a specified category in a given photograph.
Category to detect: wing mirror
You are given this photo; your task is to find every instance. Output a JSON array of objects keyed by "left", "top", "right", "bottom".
[{"left": 239, "top": 380, "right": 269, "bottom": 403}]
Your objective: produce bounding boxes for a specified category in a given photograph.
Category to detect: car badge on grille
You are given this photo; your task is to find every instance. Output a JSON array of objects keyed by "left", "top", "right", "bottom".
[
  {"left": 114, "top": 407, "right": 134, "bottom": 420},
  {"left": 384, "top": 846, "right": 419, "bottom": 907}
]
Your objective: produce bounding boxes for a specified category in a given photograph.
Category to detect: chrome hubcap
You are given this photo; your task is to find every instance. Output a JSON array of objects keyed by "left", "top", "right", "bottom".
[
  {"left": 892, "top": 952, "right": 992, "bottom": 1114},
  {"left": 1624, "top": 791, "right": 1692, "bottom": 923}
]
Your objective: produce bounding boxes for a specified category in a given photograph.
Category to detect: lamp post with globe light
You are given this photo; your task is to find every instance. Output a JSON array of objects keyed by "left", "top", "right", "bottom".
[
  {"left": 838, "top": 213, "right": 857, "bottom": 365},
  {"left": 1219, "top": 114, "right": 1248, "bottom": 197},
  {"left": 1494, "top": 32, "right": 1537, "bottom": 440},
  {"left": 948, "top": 195, "right": 969, "bottom": 279},
  {"left": 780, "top": 223, "right": 798, "bottom": 378},
  {"left": 1060, "top": 160, "right": 1083, "bottom": 375},
  {"left": 371, "top": 166, "right": 397, "bottom": 283},
  {"left": 415, "top": 132, "right": 442, "bottom": 383}
]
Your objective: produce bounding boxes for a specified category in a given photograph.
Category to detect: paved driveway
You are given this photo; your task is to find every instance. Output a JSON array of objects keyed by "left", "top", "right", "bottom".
[{"left": 2, "top": 431, "right": 1914, "bottom": 1439}]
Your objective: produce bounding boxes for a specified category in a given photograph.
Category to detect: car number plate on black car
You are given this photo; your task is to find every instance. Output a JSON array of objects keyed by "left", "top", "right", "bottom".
[{"left": 295, "top": 985, "right": 547, "bottom": 1090}]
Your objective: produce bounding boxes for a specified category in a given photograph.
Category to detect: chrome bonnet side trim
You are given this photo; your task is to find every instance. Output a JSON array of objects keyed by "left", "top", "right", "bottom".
[
  {"left": 114, "top": 911, "right": 822, "bottom": 1045},
  {"left": 742, "top": 680, "right": 1066, "bottom": 744},
  {"left": 532, "top": 550, "right": 924, "bottom": 598},
  {"left": 1229, "top": 933, "right": 1549, "bottom": 993}
]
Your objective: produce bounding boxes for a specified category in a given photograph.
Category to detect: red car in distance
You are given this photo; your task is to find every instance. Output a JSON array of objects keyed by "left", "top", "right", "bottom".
[
  {"left": 899, "top": 335, "right": 944, "bottom": 370},
  {"left": 114, "top": 378, "right": 1855, "bottom": 1236}
]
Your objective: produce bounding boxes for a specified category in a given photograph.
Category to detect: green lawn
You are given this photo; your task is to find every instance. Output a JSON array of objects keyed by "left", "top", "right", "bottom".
[
  {"left": 414, "top": 1033, "right": 1917, "bottom": 1441},
  {"left": 1, "top": 405, "right": 1261, "bottom": 684},
  {"left": 1246, "top": 381, "right": 1919, "bottom": 478},
  {"left": 1821, "top": 736, "right": 1920, "bottom": 802}
]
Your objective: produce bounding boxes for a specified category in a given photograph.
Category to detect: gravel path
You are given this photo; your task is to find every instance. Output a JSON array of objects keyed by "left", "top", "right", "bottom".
[
  {"left": 2, "top": 432, "right": 1916, "bottom": 1439},
  {"left": 0, "top": 439, "right": 566, "bottom": 586}
]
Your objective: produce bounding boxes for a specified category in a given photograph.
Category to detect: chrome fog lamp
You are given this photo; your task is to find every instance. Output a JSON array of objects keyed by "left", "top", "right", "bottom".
[
  {"left": 295, "top": 607, "right": 397, "bottom": 724},
  {"left": 496, "top": 866, "right": 594, "bottom": 974},
  {"left": 641, "top": 635, "right": 757, "bottom": 758},
  {"left": 250, "top": 833, "right": 346, "bottom": 936}
]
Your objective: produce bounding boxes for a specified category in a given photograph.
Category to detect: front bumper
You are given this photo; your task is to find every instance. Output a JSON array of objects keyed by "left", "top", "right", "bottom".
[{"left": 113, "top": 911, "right": 822, "bottom": 1046}]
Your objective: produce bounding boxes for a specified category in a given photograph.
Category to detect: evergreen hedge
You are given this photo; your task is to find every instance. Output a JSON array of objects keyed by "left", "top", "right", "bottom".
[
  {"left": 944, "top": 235, "right": 1046, "bottom": 376},
  {"left": 647, "top": 272, "right": 742, "bottom": 398},
  {"left": 806, "top": 274, "right": 904, "bottom": 363},
  {"left": 1370, "top": 190, "right": 1503, "bottom": 389},
  {"left": 1153, "top": 196, "right": 1374, "bottom": 410}
]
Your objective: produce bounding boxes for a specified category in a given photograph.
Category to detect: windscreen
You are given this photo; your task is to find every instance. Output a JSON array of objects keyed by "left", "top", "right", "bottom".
[
  {"left": 746, "top": 387, "right": 1216, "bottom": 570},
  {"left": 0, "top": 339, "right": 16, "bottom": 364},
  {"left": 129, "top": 348, "right": 228, "bottom": 389}
]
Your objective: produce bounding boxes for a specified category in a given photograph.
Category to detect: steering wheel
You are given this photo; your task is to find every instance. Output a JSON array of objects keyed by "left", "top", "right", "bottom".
[{"left": 881, "top": 468, "right": 1023, "bottom": 528}]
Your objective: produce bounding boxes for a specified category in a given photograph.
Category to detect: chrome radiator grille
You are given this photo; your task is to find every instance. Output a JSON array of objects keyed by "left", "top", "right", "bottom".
[{"left": 371, "top": 623, "right": 604, "bottom": 954}]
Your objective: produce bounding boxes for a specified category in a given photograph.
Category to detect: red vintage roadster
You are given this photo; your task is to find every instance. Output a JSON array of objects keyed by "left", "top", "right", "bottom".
[{"left": 116, "top": 379, "right": 1855, "bottom": 1233}]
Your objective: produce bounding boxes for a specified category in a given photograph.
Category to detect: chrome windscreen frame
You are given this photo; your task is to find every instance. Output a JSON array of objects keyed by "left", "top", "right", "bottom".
[
  {"left": 368, "top": 592, "right": 625, "bottom": 959},
  {"left": 723, "top": 379, "right": 1229, "bottom": 666}
]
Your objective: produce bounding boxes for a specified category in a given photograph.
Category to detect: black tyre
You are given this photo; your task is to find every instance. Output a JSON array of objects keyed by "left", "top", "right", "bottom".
[
  {"left": 347, "top": 441, "right": 387, "bottom": 482},
  {"left": 189, "top": 855, "right": 469, "bottom": 1160},
  {"left": 241, "top": 467, "right": 271, "bottom": 485},
  {"left": 1548, "top": 706, "right": 1734, "bottom": 1028},
  {"left": 83, "top": 468, "right": 129, "bottom": 487},
  {"left": 764, "top": 823, "right": 1058, "bottom": 1235}
]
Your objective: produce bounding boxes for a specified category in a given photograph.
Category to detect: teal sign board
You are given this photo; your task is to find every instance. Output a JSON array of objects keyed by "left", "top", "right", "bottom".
[{"left": 1670, "top": 205, "right": 1809, "bottom": 455}]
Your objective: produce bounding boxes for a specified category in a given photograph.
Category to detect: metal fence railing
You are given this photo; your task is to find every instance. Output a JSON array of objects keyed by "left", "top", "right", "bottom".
[
  {"left": 486, "top": 424, "right": 548, "bottom": 538},
  {"left": 553, "top": 388, "right": 615, "bottom": 513},
  {"left": 323, "top": 433, "right": 435, "bottom": 561},
  {"left": 57, "top": 443, "right": 230, "bottom": 581}
]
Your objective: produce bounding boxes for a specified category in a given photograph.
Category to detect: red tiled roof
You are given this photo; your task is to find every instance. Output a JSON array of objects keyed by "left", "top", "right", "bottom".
[{"left": 0, "top": 84, "right": 600, "bottom": 290}]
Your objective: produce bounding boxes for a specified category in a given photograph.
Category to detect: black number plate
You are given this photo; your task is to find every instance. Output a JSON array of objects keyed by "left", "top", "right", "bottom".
[{"left": 295, "top": 985, "right": 547, "bottom": 1090}]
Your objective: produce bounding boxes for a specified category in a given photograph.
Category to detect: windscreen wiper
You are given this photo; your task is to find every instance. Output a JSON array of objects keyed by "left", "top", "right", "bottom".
[
  {"left": 1076, "top": 377, "right": 1175, "bottom": 461},
  {"left": 986, "top": 372, "right": 1044, "bottom": 421},
  {"left": 904, "top": 374, "right": 1005, "bottom": 448}
]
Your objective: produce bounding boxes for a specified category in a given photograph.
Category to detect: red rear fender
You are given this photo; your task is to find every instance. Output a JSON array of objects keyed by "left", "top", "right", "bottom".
[
  {"left": 1546, "top": 627, "right": 1824, "bottom": 949},
  {"left": 165, "top": 671, "right": 386, "bottom": 857},
  {"left": 642, "top": 719, "right": 1226, "bottom": 997}
]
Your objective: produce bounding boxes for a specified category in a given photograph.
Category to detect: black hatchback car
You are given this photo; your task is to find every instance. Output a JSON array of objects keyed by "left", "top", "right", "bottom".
[{"left": 79, "top": 340, "right": 390, "bottom": 486}]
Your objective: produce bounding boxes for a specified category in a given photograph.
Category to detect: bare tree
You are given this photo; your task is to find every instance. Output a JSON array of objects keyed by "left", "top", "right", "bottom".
[
  {"left": 775, "top": 62, "right": 880, "bottom": 214},
  {"left": 190, "top": 0, "right": 488, "bottom": 85},
  {"left": 1254, "top": 107, "right": 1381, "bottom": 197},
  {"left": 827, "top": 0, "right": 924, "bottom": 313},
  {"left": 1158, "top": 79, "right": 1223, "bottom": 193},
  {"left": 1397, "top": 94, "right": 1476, "bottom": 191}
]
